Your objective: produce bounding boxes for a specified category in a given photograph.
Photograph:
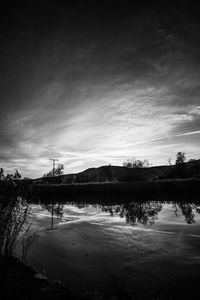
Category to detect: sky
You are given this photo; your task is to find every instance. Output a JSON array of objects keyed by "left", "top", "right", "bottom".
[{"left": 0, "top": 0, "right": 200, "bottom": 178}]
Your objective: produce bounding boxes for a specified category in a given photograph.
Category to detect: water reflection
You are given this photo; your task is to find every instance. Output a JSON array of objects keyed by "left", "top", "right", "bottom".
[
  {"left": 2, "top": 192, "right": 200, "bottom": 298},
  {"left": 28, "top": 198, "right": 200, "bottom": 298},
  {"left": 178, "top": 203, "right": 197, "bottom": 224},
  {"left": 41, "top": 203, "right": 64, "bottom": 230},
  {"left": 35, "top": 198, "right": 200, "bottom": 231},
  {"left": 99, "top": 201, "right": 163, "bottom": 226},
  {"left": 51, "top": 200, "right": 200, "bottom": 226}
]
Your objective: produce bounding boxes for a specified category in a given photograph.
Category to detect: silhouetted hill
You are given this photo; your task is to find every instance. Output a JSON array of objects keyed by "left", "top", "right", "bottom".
[
  {"left": 33, "top": 159, "right": 200, "bottom": 184},
  {"left": 75, "top": 165, "right": 170, "bottom": 182}
]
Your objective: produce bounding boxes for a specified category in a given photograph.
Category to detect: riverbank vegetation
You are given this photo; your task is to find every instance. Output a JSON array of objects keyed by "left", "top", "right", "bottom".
[
  {"left": 0, "top": 188, "right": 84, "bottom": 299},
  {"left": 32, "top": 178, "right": 200, "bottom": 199}
]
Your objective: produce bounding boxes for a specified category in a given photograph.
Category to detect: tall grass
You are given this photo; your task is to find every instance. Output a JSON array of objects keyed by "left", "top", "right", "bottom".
[{"left": 0, "top": 195, "right": 37, "bottom": 262}]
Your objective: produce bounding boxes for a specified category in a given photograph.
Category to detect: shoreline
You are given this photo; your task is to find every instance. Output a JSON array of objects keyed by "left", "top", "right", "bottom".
[
  {"left": 0, "top": 256, "right": 83, "bottom": 300},
  {"left": 32, "top": 178, "right": 200, "bottom": 197}
]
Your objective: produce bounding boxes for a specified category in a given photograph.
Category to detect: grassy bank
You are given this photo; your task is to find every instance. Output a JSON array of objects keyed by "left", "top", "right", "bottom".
[{"left": 32, "top": 178, "right": 200, "bottom": 198}]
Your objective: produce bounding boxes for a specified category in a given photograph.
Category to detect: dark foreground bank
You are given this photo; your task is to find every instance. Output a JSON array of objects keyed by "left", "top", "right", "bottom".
[
  {"left": 0, "top": 257, "right": 139, "bottom": 300},
  {"left": 0, "top": 257, "right": 82, "bottom": 300}
]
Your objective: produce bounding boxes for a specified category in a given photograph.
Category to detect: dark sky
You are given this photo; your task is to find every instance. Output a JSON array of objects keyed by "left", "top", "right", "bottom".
[{"left": 1, "top": 0, "right": 200, "bottom": 177}]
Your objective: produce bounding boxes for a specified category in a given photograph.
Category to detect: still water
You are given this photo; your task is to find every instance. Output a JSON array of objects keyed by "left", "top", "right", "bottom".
[{"left": 27, "top": 200, "right": 200, "bottom": 298}]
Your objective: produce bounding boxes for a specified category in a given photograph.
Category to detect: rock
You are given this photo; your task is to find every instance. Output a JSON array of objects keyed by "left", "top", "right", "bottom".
[{"left": 34, "top": 273, "right": 48, "bottom": 280}]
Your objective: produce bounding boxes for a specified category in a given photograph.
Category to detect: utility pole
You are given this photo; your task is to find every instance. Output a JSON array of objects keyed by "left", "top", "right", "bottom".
[
  {"left": 48, "top": 158, "right": 59, "bottom": 230},
  {"left": 49, "top": 158, "right": 59, "bottom": 176}
]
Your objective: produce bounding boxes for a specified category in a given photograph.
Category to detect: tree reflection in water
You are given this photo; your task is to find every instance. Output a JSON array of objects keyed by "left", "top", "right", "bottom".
[
  {"left": 36, "top": 193, "right": 200, "bottom": 227},
  {"left": 70, "top": 200, "right": 200, "bottom": 226},
  {"left": 177, "top": 203, "right": 197, "bottom": 224},
  {"left": 42, "top": 202, "right": 64, "bottom": 230},
  {"left": 97, "top": 201, "right": 163, "bottom": 226}
]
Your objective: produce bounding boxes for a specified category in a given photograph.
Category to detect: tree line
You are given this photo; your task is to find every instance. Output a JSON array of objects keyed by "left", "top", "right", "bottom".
[{"left": 122, "top": 152, "right": 186, "bottom": 169}]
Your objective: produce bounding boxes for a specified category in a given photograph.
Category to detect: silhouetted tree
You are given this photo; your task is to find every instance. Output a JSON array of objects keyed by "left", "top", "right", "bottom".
[
  {"left": 176, "top": 152, "right": 186, "bottom": 165},
  {"left": 0, "top": 168, "right": 5, "bottom": 180},
  {"left": 175, "top": 152, "right": 186, "bottom": 178},
  {"left": 123, "top": 158, "right": 150, "bottom": 168},
  {"left": 43, "top": 164, "right": 64, "bottom": 177}
]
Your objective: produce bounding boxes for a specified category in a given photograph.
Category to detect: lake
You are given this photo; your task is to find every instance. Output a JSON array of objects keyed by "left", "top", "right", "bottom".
[{"left": 23, "top": 198, "right": 200, "bottom": 299}]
